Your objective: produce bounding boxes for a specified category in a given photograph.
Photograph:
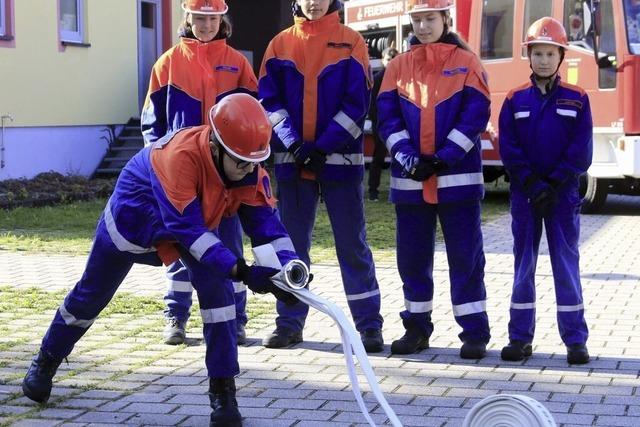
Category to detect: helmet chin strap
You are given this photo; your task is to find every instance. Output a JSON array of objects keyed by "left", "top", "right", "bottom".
[{"left": 210, "top": 137, "right": 232, "bottom": 185}]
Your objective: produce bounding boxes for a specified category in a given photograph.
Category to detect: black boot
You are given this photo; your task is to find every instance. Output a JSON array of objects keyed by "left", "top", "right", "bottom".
[
  {"left": 209, "top": 377, "right": 242, "bottom": 427},
  {"left": 567, "top": 344, "right": 590, "bottom": 364},
  {"left": 22, "top": 350, "right": 63, "bottom": 403},
  {"left": 390, "top": 329, "right": 429, "bottom": 354},
  {"left": 460, "top": 340, "right": 487, "bottom": 359},
  {"left": 501, "top": 340, "right": 533, "bottom": 361}
]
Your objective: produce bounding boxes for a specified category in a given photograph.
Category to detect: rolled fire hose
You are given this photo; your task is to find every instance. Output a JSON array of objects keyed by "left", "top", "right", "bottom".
[
  {"left": 253, "top": 245, "right": 402, "bottom": 427},
  {"left": 462, "top": 394, "right": 556, "bottom": 427}
]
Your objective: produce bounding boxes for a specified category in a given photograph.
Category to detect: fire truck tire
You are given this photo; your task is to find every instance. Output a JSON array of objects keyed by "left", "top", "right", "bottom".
[{"left": 579, "top": 173, "right": 607, "bottom": 214}]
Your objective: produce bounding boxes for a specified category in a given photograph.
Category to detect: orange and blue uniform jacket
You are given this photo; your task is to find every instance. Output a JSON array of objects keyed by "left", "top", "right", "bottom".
[
  {"left": 377, "top": 37, "right": 491, "bottom": 204},
  {"left": 141, "top": 37, "right": 257, "bottom": 145},
  {"left": 258, "top": 11, "right": 371, "bottom": 182}
]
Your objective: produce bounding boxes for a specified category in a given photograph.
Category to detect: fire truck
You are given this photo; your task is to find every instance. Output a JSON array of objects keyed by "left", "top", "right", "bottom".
[{"left": 345, "top": 0, "right": 640, "bottom": 212}]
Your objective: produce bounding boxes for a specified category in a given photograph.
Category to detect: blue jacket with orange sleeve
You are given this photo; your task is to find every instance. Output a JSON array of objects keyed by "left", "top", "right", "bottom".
[
  {"left": 498, "top": 75, "right": 593, "bottom": 192},
  {"left": 377, "top": 36, "right": 491, "bottom": 204},
  {"left": 141, "top": 37, "right": 257, "bottom": 145},
  {"left": 258, "top": 11, "right": 371, "bottom": 182},
  {"left": 106, "top": 125, "right": 296, "bottom": 277}
]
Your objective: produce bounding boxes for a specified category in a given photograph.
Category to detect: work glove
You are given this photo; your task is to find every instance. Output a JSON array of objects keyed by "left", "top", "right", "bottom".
[
  {"left": 525, "top": 178, "right": 557, "bottom": 217},
  {"left": 289, "top": 141, "right": 326, "bottom": 175},
  {"left": 396, "top": 152, "right": 444, "bottom": 181},
  {"left": 235, "top": 259, "right": 299, "bottom": 306}
]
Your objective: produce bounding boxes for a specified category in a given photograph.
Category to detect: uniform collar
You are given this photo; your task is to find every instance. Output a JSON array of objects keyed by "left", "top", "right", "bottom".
[
  {"left": 529, "top": 73, "right": 561, "bottom": 97},
  {"left": 181, "top": 37, "right": 227, "bottom": 51},
  {"left": 410, "top": 41, "right": 457, "bottom": 63},
  {"left": 294, "top": 11, "right": 340, "bottom": 35}
]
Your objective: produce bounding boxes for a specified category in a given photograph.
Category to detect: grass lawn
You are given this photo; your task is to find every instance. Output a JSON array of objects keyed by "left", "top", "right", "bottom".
[{"left": 0, "top": 173, "right": 510, "bottom": 263}]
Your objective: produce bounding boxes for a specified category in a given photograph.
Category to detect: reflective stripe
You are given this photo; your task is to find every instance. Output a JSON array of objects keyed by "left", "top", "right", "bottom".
[
  {"left": 346, "top": 289, "right": 380, "bottom": 302},
  {"left": 556, "top": 108, "right": 577, "bottom": 118},
  {"left": 189, "top": 232, "right": 221, "bottom": 261},
  {"left": 386, "top": 130, "right": 410, "bottom": 151},
  {"left": 168, "top": 280, "right": 193, "bottom": 292},
  {"left": 104, "top": 198, "right": 155, "bottom": 254},
  {"left": 514, "top": 111, "right": 530, "bottom": 119},
  {"left": 448, "top": 128, "right": 475, "bottom": 152},
  {"left": 270, "top": 237, "right": 295, "bottom": 253},
  {"left": 390, "top": 176, "right": 423, "bottom": 191},
  {"left": 200, "top": 304, "right": 236, "bottom": 324},
  {"left": 233, "top": 282, "right": 247, "bottom": 293},
  {"left": 557, "top": 303, "right": 584, "bottom": 312},
  {"left": 438, "top": 172, "right": 484, "bottom": 189},
  {"left": 273, "top": 152, "right": 363, "bottom": 166},
  {"left": 404, "top": 299, "right": 433, "bottom": 313},
  {"left": 267, "top": 108, "right": 289, "bottom": 126},
  {"left": 452, "top": 300, "right": 486, "bottom": 317},
  {"left": 511, "top": 302, "right": 536, "bottom": 310},
  {"left": 59, "top": 303, "right": 96, "bottom": 328},
  {"left": 334, "top": 111, "right": 362, "bottom": 139}
]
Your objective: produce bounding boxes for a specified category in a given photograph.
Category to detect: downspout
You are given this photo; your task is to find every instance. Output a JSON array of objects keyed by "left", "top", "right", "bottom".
[{"left": 1, "top": 114, "right": 14, "bottom": 169}]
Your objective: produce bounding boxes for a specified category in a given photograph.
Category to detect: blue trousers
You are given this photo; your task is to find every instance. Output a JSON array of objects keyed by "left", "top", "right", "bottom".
[
  {"left": 395, "top": 201, "right": 490, "bottom": 343},
  {"left": 41, "top": 218, "right": 239, "bottom": 378},
  {"left": 163, "top": 215, "right": 247, "bottom": 326},
  {"left": 508, "top": 186, "right": 588, "bottom": 345},
  {"left": 275, "top": 179, "right": 383, "bottom": 332}
]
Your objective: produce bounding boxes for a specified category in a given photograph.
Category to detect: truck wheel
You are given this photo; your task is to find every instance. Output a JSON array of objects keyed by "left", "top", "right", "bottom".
[{"left": 579, "top": 173, "right": 607, "bottom": 214}]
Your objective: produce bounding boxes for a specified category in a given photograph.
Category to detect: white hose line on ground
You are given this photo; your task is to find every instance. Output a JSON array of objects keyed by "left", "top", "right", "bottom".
[
  {"left": 462, "top": 394, "right": 557, "bottom": 427},
  {"left": 252, "top": 246, "right": 401, "bottom": 427}
]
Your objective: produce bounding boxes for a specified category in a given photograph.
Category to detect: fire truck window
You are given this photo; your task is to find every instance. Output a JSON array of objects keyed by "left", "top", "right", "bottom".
[
  {"left": 598, "top": 0, "right": 617, "bottom": 88},
  {"left": 564, "top": 1, "right": 592, "bottom": 47},
  {"left": 521, "top": 0, "right": 552, "bottom": 57},
  {"left": 481, "top": 0, "right": 515, "bottom": 60},
  {"left": 624, "top": 0, "right": 640, "bottom": 54}
]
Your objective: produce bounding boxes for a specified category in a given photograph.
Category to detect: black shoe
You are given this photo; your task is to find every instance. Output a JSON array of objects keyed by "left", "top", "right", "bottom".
[
  {"left": 360, "top": 329, "right": 384, "bottom": 353},
  {"left": 567, "top": 344, "right": 590, "bottom": 364},
  {"left": 209, "top": 377, "right": 242, "bottom": 427},
  {"left": 460, "top": 341, "right": 487, "bottom": 359},
  {"left": 236, "top": 323, "right": 246, "bottom": 346},
  {"left": 22, "top": 350, "right": 63, "bottom": 403},
  {"left": 368, "top": 192, "right": 379, "bottom": 201},
  {"left": 390, "top": 330, "right": 429, "bottom": 354},
  {"left": 501, "top": 340, "right": 533, "bottom": 361},
  {"left": 262, "top": 327, "right": 303, "bottom": 348}
]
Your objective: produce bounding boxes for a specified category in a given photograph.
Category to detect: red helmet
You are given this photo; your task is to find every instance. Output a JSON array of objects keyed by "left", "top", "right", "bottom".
[
  {"left": 182, "top": 0, "right": 228, "bottom": 15},
  {"left": 209, "top": 94, "right": 271, "bottom": 162},
  {"left": 406, "top": 0, "right": 454, "bottom": 14},
  {"left": 523, "top": 17, "right": 568, "bottom": 48}
]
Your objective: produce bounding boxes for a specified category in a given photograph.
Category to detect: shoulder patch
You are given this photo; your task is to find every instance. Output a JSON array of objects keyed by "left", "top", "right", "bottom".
[
  {"left": 557, "top": 98, "right": 583, "bottom": 109},
  {"left": 327, "top": 42, "right": 353, "bottom": 49},
  {"left": 442, "top": 67, "right": 469, "bottom": 77},
  {"left": 215, "top": 65, "right": 240, "bottom": 73}
]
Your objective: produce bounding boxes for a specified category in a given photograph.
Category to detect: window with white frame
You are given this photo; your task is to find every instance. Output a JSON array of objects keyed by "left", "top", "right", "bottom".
[
  {"left": 59, "top": 0, "right": 85, "bottom": 43},
  {"left": 0, "top": 0, "right": 6, "bottom": 37}
]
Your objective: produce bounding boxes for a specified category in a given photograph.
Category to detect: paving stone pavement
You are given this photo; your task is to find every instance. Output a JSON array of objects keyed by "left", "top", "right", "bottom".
[{"left": 0, "top": 195, "right": 639, "bottom": 426}]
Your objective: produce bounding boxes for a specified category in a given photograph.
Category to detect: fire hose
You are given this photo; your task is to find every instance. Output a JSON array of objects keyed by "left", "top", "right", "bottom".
[
  {"left": 253, "top": 245, "right": 402, "bottom": 427},
  {"left": 462, "top": 394, "right": 557, "bottom": 427}
]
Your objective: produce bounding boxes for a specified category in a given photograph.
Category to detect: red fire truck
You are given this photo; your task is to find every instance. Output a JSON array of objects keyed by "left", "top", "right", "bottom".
[{"left": 345, "top": 0, "right": 640, "bottom": 212}]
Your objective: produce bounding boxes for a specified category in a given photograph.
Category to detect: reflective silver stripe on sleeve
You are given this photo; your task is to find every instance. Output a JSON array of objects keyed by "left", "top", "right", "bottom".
[
  {"left": 233, "top": 282, "right": 247, "bottom": 293},
  {"left": 167, "top": 280, "right": 193, "bottom": 292},
  {"left": 385, "top": 130, "right": 410, "bottom": 151},
  {"left": 556, "top": 108, "right": 577, "bottom": 118},
  {"left": 59, "top": 303, "right": 96, "bottom": 328},
  {"left": 557, "top": 303, "right": 584, "bottom": 312},
  {"left": 437, "top": 172, "right": 484, "bottom": 189},
  {"left": 273, "top": 152, "right": 363, "bottom": 166},
  {"left": 404, "top": 299, "right": 433, "bottom": 313},
  {"left": 452, "top": 300, "right": 486, "bottom": 317},
  {"left": 346, "top": 289, "right": 380, "bottom": 302},
  {"left": 390, "top": 176, "right": 423, "bottom": 191},
  {"left": 514, "top": 111, "right": 530, "bottom": 119},
  {"left": 104, "top": 198, "right": 156, "bottom": 254},
  {"left": 200, "top": 305, "right": 236, "bottom": 324},
  {"left": 270, "top": 237, "right": 296, "bottom": 253},
  {"left": 189, "top": 232, "right": 221, "bottom": 261},
  {"left": 511, "top": 302, "right": 536, "bottom": 310},
  {"left": 267, "top": 108, "right": 289, "bottom": 126},
  {"left": 274, "top": 152, "right": 294, "bottom": 164},
  {"left": 334, "top": 111, "right": 362, "bottom": 139},
  {"left": 447, "top": 128, "right": 475, "bottom": 152}
]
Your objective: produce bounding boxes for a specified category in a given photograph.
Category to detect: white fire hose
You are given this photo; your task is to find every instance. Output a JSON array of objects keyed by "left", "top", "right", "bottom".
[
  {"left": 462, "top": 394, "right": 557, "bottom": 427},
  {"left": 253, "top": 245, "right": 402, "bottom": 427}
]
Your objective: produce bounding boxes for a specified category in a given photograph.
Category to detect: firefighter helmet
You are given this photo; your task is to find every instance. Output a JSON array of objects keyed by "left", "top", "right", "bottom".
[
  {"left": 523, "top": 17, "right": 568, "bottom": 48},
  {"left": 181, "top": 0, "right": 228, "bottom": 15},
  {"left": 208, "top": 94, "right": 271, "bottom": 162},
  {"left": 406, "top": 0, "right": 455, "bottom": 15}
]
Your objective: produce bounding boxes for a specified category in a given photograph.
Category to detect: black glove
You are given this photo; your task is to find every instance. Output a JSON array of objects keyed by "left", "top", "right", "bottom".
[
  {"left": 290, "top": 141, "right": 326, "bottom": 174},
  {"left": 235, "top": 260, "right": 299, "bottom": 306},
  {"left": 527, "top": 181, "right": 557, "bottom": 217},
  {"left": 397, "top": 152, "right": 444, "bottom": 181}
]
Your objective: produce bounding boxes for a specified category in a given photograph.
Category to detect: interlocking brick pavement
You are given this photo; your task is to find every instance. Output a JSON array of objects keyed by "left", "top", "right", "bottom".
[{"left": 1, "top": 195, "right": 639, "bottom": 426}]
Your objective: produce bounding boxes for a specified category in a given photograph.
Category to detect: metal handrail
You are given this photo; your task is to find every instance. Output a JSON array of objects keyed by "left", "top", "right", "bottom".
[{"left": 1, "top": 114, "right": 14, "bottom": 169}]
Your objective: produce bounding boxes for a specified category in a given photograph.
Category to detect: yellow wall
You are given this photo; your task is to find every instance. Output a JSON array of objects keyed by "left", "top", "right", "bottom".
[{"left": 0, "top": 0, "right": 139, "bottom": 127}]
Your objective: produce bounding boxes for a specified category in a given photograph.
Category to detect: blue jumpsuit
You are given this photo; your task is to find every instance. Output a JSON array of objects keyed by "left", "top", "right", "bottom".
[
  {"left": 498, "top": 75, "right": 592, "bottom": 346},
  {"left": 258, "top": 8, "right": 383, "bottom": 333},
  {"left": 377, "top": 36, "right": 491, "bottom": 343},
  {"left": 39, "top": 126, "right": 297, "bottom": 377}
]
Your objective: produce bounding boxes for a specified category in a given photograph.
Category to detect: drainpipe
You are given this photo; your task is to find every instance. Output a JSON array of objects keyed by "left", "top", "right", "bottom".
[{"left": 1, "top": 114, "right": 14, "bottom": 169}]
